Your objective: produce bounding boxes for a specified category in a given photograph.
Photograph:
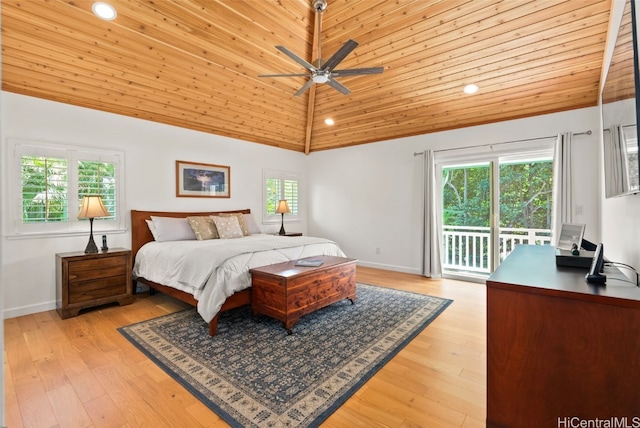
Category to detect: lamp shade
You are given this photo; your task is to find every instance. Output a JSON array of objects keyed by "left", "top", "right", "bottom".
[
  {"left": 78, "top": 195, "right": 110, "bottom": 219},
  {"left": 275, "top": 199, "right": 291, "bottom": 214}
]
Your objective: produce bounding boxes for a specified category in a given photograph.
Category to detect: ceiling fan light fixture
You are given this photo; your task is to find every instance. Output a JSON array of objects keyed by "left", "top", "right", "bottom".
[{"left": 312, "top": 73, "right": 329, "bottom": 84}]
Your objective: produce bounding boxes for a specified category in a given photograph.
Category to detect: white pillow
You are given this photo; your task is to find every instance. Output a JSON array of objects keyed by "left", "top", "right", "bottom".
[
  {"left": 146, "top": 219, "right": 159, "bottom": 241},
  {"left": 150, "top": 216, "right": 197, "bottom": 242},
  {"left": 211, "top": 215, "right": 243, "bottom": 239},
  {"left": 243, "top": 213, "right": 262, "bottom": 234}
]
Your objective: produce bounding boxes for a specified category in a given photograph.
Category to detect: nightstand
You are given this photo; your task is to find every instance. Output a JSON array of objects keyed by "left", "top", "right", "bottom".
[
  {"left": 282, "top": 232, "right": 302, "bottom": 237},
  {"left": 56, "top": 248, "right": 134, "bottom": 319}
]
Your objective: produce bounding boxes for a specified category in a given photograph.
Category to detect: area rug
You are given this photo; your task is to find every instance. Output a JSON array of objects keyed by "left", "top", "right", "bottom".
[{"left": 119, "top": 283, "right": 452, "bottom": 427}]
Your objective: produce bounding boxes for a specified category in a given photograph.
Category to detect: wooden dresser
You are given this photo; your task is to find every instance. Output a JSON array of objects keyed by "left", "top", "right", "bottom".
[
  {"left": 56, "top": 248, "right": 134, "bottom": 319},
  {"left": 486, "top": 245, "right": 640, "bottom": 428}
]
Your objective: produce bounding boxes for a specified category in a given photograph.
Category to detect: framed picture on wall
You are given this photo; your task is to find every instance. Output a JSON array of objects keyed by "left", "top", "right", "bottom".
[{"left": 176, "top": 160, "right": 230, "bottom": 198}]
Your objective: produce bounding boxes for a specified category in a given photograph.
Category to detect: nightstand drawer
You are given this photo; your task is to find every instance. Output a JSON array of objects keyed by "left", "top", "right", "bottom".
[
  {"left": 68, "top": 255, "right": 128, "bottom": 282},
  {"left": 69, "top": 275, "right": 127, "bottom": 303}
]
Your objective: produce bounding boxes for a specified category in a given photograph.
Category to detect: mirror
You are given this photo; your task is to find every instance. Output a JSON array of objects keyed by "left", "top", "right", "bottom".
[{"left": 602, "top": 0, "right": 640, "bottom": 198}]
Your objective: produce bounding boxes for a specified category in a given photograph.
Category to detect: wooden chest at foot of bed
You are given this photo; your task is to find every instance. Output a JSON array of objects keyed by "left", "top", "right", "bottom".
[{"left": 250, "top": 256, "right": 357, "bottom": 334}]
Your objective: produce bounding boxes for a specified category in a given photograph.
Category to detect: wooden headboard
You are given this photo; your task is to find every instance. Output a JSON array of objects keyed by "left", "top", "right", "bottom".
[{"left": 130, "top": 209, "right": 251, "bottom": 261}]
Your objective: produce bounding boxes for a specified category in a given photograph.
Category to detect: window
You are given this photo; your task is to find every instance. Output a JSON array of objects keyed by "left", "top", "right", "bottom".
[
  {"left": 263, "top": 169, "right": 300, "bottom": 223},
  {"left": 8, "top": 139, "right": 125, "bottom": 236}
]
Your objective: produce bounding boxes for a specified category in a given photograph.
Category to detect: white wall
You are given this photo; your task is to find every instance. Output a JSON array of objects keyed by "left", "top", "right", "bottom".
[
  {"left": 1, "top": 92, "right": 307, "bottom": 318},
  {"left": 0, "top": 93, "right": 605, "bottom": 316},
  {"left": 308, "top": 107, "right": 602, "bottom": 274}
]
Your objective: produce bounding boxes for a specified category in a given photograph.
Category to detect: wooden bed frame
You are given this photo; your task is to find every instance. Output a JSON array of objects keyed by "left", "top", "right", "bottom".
[{"left": 130, "top": 209, "right": 252, "bottom": 336}]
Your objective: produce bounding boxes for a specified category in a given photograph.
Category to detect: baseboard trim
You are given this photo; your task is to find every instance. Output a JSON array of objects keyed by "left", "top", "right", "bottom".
[
  {"left": 356, "top": 260, "right": 422, "bottom": 275},
  {"left": 4, "top": 301, "right": 56, "bottom": 319}
]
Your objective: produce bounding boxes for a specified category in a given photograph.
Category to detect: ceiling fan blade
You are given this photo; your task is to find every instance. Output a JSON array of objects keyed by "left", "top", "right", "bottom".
[
  {"left": 321, "top": 39, "right": 359, "bottom": 72},
  {"left": 294, "top": 79, "right": 315, "bottom": 97},
  {"left": 331, "top": 67, "right": 384, "bottom": 77},
  {"left": 275, "top": 45, "right": 318, "bottom": 72},
  {"left": 258, "top": 73, "right": 311, "bottom": 78},
  {"left": 326, "top": 78, "right": 351, "bottom": 95}
]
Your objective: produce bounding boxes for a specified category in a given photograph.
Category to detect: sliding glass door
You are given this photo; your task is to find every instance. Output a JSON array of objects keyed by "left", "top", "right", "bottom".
[
  {"left": 442, "top": 162, "right": 493, "bottom": 274},
  {"left": 498, "top": 156, "right": 554, "bottom": 263},
  {"left": 437, "top": 142, "right": 554, "bottom": 277}
]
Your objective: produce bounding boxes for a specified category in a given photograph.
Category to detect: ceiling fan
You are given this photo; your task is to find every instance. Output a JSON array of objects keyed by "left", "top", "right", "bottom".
[{"left": 258, "top": 0, "right": 383, "bottom": 96}]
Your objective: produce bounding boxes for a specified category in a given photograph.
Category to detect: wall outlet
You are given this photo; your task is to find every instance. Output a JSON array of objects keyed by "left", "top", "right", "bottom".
[{"left": 375, "top": 247, "right": 380, "bottom": 254}]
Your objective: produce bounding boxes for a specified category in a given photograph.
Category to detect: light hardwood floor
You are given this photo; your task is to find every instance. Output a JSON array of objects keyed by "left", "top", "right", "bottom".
[{"left": 4, "top": 267, "right": 486, "bottom": 427}]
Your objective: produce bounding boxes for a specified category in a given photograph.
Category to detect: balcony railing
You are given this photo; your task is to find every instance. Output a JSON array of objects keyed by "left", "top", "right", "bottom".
[{"left": 442, "top": 225, "right": 552, "bottom": 274}]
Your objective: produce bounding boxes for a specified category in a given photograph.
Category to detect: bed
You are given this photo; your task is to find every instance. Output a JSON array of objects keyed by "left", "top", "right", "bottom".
[{"left": 130, "top": 209, "right": 346, "bottom": 336}]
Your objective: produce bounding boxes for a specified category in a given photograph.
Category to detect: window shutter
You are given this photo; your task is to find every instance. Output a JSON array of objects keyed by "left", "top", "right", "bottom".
[
  {"left": 77, "top": 160, "right": 116, "bottom": 220},
  {"left": 10, "top": 139, "right": 125, "bottom": 236},
  {"left": 20, "top": 155, "right": 69, "bottom": 223},
  {"left": 263, "top": 170, "right": 301, "bottom": 222},
  {"left": 283, "top": 179, "right": 298, "bottom": 215}
]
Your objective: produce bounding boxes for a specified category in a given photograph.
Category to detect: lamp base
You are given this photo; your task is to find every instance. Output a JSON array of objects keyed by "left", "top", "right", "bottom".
[
  {"left": 84, "top": 218, "right": 99, "bottom": 253},
  {"left": 278, "top": 213, "right": 286, "bottom": 235},
  {"left": 84, "top": 237, "right": 99, "bottom": 254}
]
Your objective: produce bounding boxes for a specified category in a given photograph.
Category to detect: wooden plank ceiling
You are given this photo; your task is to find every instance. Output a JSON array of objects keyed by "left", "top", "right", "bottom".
[{"left": 2, "top": 0, "right": 612, "bottom": 154}]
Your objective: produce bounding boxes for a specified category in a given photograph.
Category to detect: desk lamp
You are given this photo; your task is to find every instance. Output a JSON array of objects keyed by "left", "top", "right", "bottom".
[
  {"left": 275, "top": 199, "right": 290, "bottom": 235},
  {"left": 78, "top": 195, "right": 110, "bottom": 253}
]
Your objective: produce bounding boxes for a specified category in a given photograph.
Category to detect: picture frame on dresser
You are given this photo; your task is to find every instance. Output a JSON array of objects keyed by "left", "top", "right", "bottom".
[{"left": 175, "top": 160, "right": 230, "bottom": 198}]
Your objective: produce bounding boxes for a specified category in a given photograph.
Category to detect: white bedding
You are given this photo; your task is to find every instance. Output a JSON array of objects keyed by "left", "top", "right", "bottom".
[{"left": 132, "top": 234, "right": 346, "bottom": 323}]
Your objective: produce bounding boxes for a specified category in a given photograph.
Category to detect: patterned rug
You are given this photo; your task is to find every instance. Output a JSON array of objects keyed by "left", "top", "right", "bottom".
[{"left": 119, "top": 283, "right": 452, "bottom": 427}]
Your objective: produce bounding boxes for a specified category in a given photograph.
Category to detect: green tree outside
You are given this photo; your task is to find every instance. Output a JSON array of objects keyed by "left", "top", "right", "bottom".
[
  {"left": 442, "top": 160, "right": 553, "bottom": 230},
  {"left": 21, "top": 157, "right": 116, "bottom": 223},
  {"left": 442, "top": 159, "right": 553, "bottom": 271}
]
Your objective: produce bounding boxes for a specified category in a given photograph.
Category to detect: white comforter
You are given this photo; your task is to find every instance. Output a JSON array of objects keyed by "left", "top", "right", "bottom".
[{"left": 132, "top": 234, "right": 346, "bottom": 322}]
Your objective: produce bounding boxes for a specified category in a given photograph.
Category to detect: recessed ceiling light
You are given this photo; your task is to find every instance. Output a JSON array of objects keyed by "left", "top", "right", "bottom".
[
  {"left": 463, "top": 84, "right": 479, "bottom": 94},
  {"left": 325, "top": 118, "right": 335, "bottom": 125},
  {"left": 92, "top": 2, "right": 117, "bottom": 20}
]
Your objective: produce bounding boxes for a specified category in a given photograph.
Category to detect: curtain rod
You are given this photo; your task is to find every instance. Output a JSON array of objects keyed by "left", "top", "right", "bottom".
[
  {"left": 603, "top": 124, "right": 634, "bottom": 132},
  {"left": 413, "top": 129, "right": 592, "bottom": 156}
]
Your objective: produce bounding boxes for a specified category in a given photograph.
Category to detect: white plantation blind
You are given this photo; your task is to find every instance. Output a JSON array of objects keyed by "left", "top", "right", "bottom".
[
  {"left": 9, "top": 139, "right": 125, "bottom": 236},
  {"left": 20, "top": 154, "right": 69, "bottom": 222},
  {"left": 263, "top": 169, "right": 300, "bottom": 223},
  {"left": 77, "top": 160, "right": 117, "bottom": 220}
]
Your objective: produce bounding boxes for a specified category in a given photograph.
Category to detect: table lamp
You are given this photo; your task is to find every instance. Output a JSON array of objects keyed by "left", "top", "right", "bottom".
[
  {"left": 78, "top": 195, "right": 110, "bottom": 253},
  {"left": 275, "top": 199, "right": 290, "bottom": 235}
]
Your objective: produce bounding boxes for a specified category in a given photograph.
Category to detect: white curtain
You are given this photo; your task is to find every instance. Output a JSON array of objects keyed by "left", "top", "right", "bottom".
[
  {"left": 552, "top": 132, "right": 573, "bottom": 243},
  {"left": 603, "top": 125, "right": 628, "bottom": 197},
  {"left": 421, "top": 150, "right": 442, "bottom": 277}
]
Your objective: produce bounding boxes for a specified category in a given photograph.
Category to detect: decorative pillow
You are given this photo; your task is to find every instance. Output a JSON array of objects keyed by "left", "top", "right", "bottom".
[
  {"left": 211, "top": 215, "right": 243, "bottom": 239},
  {"left": 219, "top": 212, "right": 250, "bottom": 236},
  {"left": 149, "top": 216, "right": 197, "bottom": 242},
  {"left": 243, "top": 213, "right": 262, "bottom": 234},
  {"left": 186, "top": 216, "right": 219, "bottom": 240},
  {"left": 146, "top": 219, "right": 159, "bottom": 241}
]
